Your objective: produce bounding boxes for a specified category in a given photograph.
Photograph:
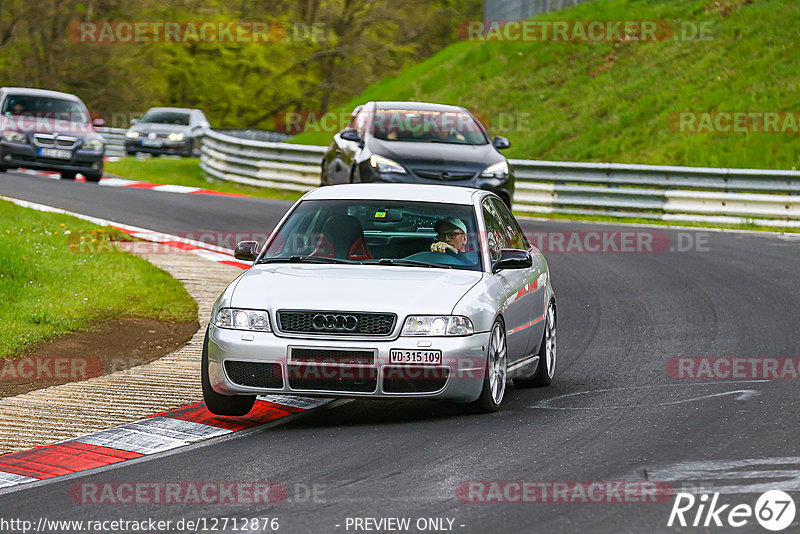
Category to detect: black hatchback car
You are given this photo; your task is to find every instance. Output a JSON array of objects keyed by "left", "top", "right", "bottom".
[{"left": 320, "top": 101, "right": 515, "bottom": 207}]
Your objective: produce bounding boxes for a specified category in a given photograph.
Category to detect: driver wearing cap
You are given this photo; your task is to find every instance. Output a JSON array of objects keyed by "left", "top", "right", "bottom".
[{"left": 430, "top": 217, "right": 468, "bottom": 254}]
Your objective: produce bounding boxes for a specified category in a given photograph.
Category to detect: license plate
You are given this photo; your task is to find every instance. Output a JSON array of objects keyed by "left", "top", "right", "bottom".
[
  {"left": 389, "top": 349, "right": 442, "bottom": 365},
  {"left": 142, "top": 139, "right": 162, "bottom": 147},
  {"left": 38, "top": 148, "right": 71, "bottom": 159}
]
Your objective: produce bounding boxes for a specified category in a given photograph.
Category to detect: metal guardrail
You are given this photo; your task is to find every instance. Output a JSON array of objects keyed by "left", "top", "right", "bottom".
[
  {"left": 200, "top": 129, "right": 800, "bottom": 228},
  {"left": 97, "top": 127, "right": 127, "bottom": 158}
]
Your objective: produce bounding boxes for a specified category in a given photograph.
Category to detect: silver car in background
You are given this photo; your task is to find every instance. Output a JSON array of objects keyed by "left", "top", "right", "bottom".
[{"left": 203, "top": 184, "right": 556, "bottom": 414}]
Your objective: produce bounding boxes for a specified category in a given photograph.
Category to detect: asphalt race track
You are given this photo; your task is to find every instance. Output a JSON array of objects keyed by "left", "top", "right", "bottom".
[{"left": 2, "top": 171, "right": 799, "bottom": 533}]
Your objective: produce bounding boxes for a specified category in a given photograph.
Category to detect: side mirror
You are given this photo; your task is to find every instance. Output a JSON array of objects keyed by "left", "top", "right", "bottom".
[
  {"left": 92, "top": 117, "right": 106, "bottom": 128},
  {"left": 492, "top": 136, "right": 510, "bottom": 150},
  {"left": 234, "top": 241, "right": 260, "bottom": 262},
  {"left": 492, "top": 249, "right": 532, "bottom": 273},
  {"left": 339, "top": 128, "right": 361, "bottom": 143},
  {"left": 130, "top": 118, "right": 138, "bottom": 125}
]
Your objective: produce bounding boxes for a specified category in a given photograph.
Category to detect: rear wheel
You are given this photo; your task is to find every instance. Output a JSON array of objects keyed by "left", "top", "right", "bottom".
[
  {"left": 84, "top": 172, "right": 102, "bottom": 183},
  {"left": 60, "top": 171, "right": 76, "bottom": 180},
  {"left": 513, "top": 300, "right": 556, "bottom": 388},
  {"left": 468, "top": 320, "right": 507, "bottom": 413},
  {"left": 201, "top": 329, "right": 256, "bottom": 416}
]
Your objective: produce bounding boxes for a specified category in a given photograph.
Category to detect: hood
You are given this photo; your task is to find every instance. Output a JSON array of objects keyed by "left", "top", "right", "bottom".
[
  {"left": 368, "top": 138, "right": 502, "bottom": 172},
  {"left": 0, "top": 116, "right": 97, "bottom": 137},
  {"left": 230, "top": 264, "right": 483, "bottom": 317}
]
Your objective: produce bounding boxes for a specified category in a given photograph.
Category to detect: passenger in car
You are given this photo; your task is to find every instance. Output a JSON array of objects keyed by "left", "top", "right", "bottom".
[{"left": 430, "top": 218, "right": 468, "bottom": 254}]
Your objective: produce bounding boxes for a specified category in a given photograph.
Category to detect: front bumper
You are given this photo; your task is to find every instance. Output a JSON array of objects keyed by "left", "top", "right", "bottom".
[
  {"left": 1, "top": 141, "right": 103, "bottom": 173},
  {"left": 361, "top": 165, "right": 515, "bottom": 204},
  {"left": 207, "top": 325, "right": 490, "bottom": 403},
  {"left": 125, "top": 139, "right": 189, "bottom": 155}
]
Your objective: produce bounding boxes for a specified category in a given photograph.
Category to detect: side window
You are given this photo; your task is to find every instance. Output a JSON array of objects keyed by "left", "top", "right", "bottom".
[
  {"left": 482, "top": 200, "right": 504, "bottom": 261},
  {"left": 491, "top": 198, "right": 528, "bottom": 250}
]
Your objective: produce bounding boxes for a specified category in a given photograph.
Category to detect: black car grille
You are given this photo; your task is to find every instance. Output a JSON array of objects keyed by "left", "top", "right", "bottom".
[
  {"left": 287, "top": 364, "right": 377, "bottom": 392},
  {"left": 382, "top": 366, "right": 450, "bottom": 393},
  {"left": 412, "top": 169, "right": 476, "bottom": 181},
  {"left": 224, "top": 361, "right": 283, "bottom": 389},
  {"left": 277, "top": 311, "right": 396, "bottom": 336},
  {"left": 291, "top": 348, "right": 374, "bottom": 365}
]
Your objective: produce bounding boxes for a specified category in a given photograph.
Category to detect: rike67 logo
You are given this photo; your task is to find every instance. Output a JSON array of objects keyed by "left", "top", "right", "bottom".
[{"left": 668, "top": 490, "right": 796, "bottom": 531}]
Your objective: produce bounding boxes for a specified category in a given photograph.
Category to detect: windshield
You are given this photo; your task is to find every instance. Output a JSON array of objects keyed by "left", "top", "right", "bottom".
[
  {"left": 261, "top": 199, "right": 483, "bottom": 271},
  {"left": 371, "top": 109, "right": 488, "bottom": 145},
  {"left": 139, "top": 110, "right": 190, "bottom": 126},
  {"left": 1, "top": 96, "right": 89, "bottom": 123}
]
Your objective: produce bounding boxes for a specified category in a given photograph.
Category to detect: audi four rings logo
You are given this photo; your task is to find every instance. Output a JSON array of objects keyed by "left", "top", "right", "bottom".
[{"left": 312, "top": 314, "right": 359, "bottom": 331}]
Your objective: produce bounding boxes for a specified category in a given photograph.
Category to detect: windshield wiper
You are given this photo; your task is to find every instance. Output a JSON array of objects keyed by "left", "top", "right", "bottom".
[
  {"left": 370, "top": 258, "right": 453, "bottom": 269},
  {"left": 259, "top": 255, "right": 355, "bottom": 265}
]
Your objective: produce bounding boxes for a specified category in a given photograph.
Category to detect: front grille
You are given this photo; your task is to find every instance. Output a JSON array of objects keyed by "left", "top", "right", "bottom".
[
  {"left": 224, "top": 361, "right": 283, "bottom": 389},
  {"left": 277, "top": 311, "right": 396, "bottom": 336},
  {"left": 288, "top": 364, "right": 377, "bottom": 392},
  {"left": 291, "top": 348, "right": 374, "bottom": 365},
  {"left": 56, "top": 137, "right": 77, "bottom": 148},
  {"left": 382, "top": 366, "right": 449, "bottom": 393},
  {"left": 413, "top": 169, "right": 475, "bottom": 181},
  {"left": 33, "top": 134, "right": 56, "bottom": 147}
]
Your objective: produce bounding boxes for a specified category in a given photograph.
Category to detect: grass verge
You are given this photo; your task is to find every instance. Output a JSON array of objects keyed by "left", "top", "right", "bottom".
[
  {"left": 0, "top": 200, "right": 198, "bottom": 358},
  {"left": 104, "top": 156, "right": 305, "bottom": 202}
]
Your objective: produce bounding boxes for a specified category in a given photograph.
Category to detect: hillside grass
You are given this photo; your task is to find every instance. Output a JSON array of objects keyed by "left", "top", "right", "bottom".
[
  {"left": 291, "top": 0, "right": 800, "bottom": 170},
  {"left": 0, "top": 200, "right": 198, "bottom": 357}
]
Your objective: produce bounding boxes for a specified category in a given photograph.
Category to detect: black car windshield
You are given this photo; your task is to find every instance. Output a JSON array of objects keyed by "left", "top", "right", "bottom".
[
  {"left": 261, "top": 199, "right": 483, "bottom": 272},
  {"left": 139, "top": 110, "right": 190, "bottom": 126},
  {"left": 371, "top": 109, "right": 488, "bottom": 145},
  {"left": 1, "top": 96, "right": 89, "bottom": 123}
]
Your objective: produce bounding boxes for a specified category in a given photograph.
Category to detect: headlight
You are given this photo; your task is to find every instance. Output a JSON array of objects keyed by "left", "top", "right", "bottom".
[
  {"left": 168, "top": 132, "right": 185, "bottom": 141},
  {"left": 125, "top": 130, "right": 140, "bottom": 138},
  {"left": 214, "top": 308, "right": 271, "bottom": 332},
  {"left": 370, "top": 154, "right": 406, "bottom": 174},
  {"left": 481, "top": 161, "right": 509, "bottom": 177},
  {"left": 2, "top": 130, "right": 27, "bottom": 144},
  {"left": 83, "top": 138, "right": 104, "bottom": 151},
  {"left": 402, "top": 316, "right": 474, "bottom": 336}
]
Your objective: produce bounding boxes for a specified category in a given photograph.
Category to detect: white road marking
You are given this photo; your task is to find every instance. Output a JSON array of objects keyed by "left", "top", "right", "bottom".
[
  {"left": 531, "top": 382, "right": 764, "bottom": 410},
  {"left": 641, "top": 457, "right": 800, "bottom": 495}
]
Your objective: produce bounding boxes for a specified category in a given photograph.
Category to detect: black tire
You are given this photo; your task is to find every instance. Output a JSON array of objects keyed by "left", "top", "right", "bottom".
[
  {"left": 467, "top": 320, "right": 507, "bottom": 413},
  {"left": 201, "top": 329, "right": 256, "bottom": 416},
  {"left": 84, "top": 172, "right": 102, "bottom": 183},
  {"left": 60, "top": 171, "right": 76, "bottom": 180},
  {"left": 320, "top": 165, "right": 328, "bottom": 186},
  {"left": 513, "top": 300, "right": 556, "bottom": 388},
  {"left": 0, "top": 167, "right": 7, "bottom": 173},
  {"left": 349, "top": 165, "right": 360, "bottom": 184},
  {"left": 126, "top": 149, "right": 136, "bottom": 156},
  {"left": 183, "top": 140, "right": 194, "bottom": 158}
]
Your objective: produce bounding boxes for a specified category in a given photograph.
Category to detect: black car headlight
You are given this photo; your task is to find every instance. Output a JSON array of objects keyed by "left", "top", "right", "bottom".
[
  {"left": 2, "top": 130, "right": 27, "bottom": 144},
  {"left": 481, "top": 161, "right": 509, "bottom": 178},
  {"left": 370, "top": 154, "right": 406, "bottom": 174},
  {"left": 83, "top": 138, "right": 104, "bottom": 151},
  {"left": 214, "top": 308, "right": 271, "bottom": 332}
]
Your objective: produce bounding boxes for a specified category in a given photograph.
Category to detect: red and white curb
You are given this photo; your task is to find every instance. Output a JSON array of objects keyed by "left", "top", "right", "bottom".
[
  {"left": 0, "top": 396, "right": 330, "bottom": 490},
  {"left": 0, "top": 196, "right": 253, "bottom": 270},
  {"left": 14, "top": 168, "right": 248, "bottom": 198}
]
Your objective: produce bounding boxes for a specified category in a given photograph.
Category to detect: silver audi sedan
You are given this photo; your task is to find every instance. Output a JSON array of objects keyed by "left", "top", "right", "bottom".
[{"left": 203, "top": 184, "right": 556, "bottom": 415}]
